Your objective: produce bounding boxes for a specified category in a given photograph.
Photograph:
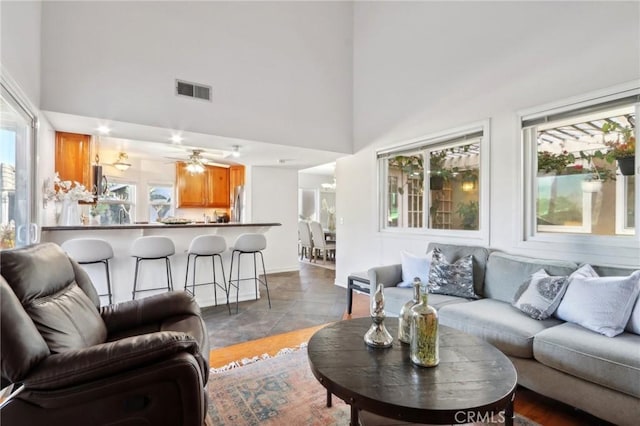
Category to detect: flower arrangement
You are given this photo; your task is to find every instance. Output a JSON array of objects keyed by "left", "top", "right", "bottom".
[
  {"left": 602, "top": 122, "right": 636, "bottom": 161},
  {"left": 44, "top": 173, "right": 95, "bottom": 202}
]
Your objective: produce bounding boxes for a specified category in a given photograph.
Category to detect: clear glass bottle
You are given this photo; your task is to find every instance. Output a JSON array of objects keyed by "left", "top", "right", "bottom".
[
  {"left": 397, "top": 278, "right": 421, "bottom": 344},
  {"left": 410, "top": 283, "right": 439, "bottom": 367}
]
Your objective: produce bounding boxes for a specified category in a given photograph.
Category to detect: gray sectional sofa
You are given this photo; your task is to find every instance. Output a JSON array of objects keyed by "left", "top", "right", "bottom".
[{"left": 367, "top": 242, "right": 640, "bottom": 425}]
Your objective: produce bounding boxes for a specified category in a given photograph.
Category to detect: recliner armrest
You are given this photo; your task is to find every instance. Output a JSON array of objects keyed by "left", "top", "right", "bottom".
[
  {"left": 100, "top": 291, "right": 201, "bottom": 334},
  {"left": 368, "top": 264, "right": 402, "bottom": 288},
  {"left": 24, "top": 331, "right": 200, "bottom": 390}
]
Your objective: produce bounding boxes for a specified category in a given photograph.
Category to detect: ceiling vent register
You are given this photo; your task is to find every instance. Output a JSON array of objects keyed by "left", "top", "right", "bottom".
[{"left": 176, "top": 79, "right": 212, "bottom": 101}]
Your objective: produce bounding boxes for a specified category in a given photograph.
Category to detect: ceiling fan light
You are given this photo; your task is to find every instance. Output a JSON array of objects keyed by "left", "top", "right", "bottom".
[
  {"left": 113, "top": 152, "right": 131, "bottom": 171},
  {"left": 186, "top": 161, "right": 205, "bottom": 174}
]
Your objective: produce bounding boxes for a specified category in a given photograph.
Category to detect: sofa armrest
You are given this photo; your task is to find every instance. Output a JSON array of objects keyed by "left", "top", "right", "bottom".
[
  {"left": 368, "top": 264, "right": 402, "bottom": 288},
  {"left": 24, "top": 331, "right": 200, "bottom": 390},
  {"left": 100, "top": 291, "right": 201, "bottom": 334}
]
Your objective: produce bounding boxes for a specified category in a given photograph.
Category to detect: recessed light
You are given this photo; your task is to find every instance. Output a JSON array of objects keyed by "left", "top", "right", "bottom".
[
  {"left": 170, "top": 134, "right": 183, "bottom": 144},
  {"left": 97, "top": 125, "right": 110, "bottom": 135}
]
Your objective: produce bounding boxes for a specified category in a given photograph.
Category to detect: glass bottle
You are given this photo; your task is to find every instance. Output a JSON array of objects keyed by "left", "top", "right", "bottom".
[
  {"left": 410, "top": 283, "right": 439, "bottom": 367},
  {"left": 397, "top": 278, "right": 421, "bottom": 344}
]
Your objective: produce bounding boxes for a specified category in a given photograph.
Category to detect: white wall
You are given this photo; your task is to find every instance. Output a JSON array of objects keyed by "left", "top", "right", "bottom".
[
  {"left": 0, "top": 0, "right": 41, "bottom": 107},
  {"left": 336, "top": 1, "right": 640, "bottom": 286},
  {"left": 40, "top": 1, "right": 353, "bottom": 154},
  {"left": 250, "top": 166, "right": 299, "bottom": 272}
]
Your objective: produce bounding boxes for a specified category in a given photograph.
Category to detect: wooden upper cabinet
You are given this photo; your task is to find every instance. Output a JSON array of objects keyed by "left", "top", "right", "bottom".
[
  {"left": 229, "top": 165, "right": 245, "bottom": 193},
  {"left": 175, "top": 163, "right": 231, "bottom": 208},
  {"left": 55, "top": 132, "right": 91, "bottom": 188},
  {"left": 176, "top": 162, "right": 208, "bottom": 207},
  {"left": 208, "top": 166, "right": 230, "bottom": 208}
]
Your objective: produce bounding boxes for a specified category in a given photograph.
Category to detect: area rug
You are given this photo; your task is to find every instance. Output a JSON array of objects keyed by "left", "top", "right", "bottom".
[{"left": 206, "top": 346, "right": 539, "bottom": 426}]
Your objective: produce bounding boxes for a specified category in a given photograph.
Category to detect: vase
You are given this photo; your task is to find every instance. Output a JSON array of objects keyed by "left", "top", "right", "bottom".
[
  {"left": 617, "top": 157, "right": 635, "bottom": 176},
  {"left": 410, "top": 284, "right": 439, "bottom": 367},
  {"left": 581, "top": 180, "right": 602, "bottom": 193},
  {"left": 398, "top": 278, "right": 421, "bottom": 344},
  {"left": 58, "top": 199, "right": 81, "bottom": 226},
  {"left": 430, "top": 176, "right": 444, "bottom": 190},
  {"left": 364, "top": 284, "right": 393, "bottom": 348},
  {"left": 327, "top": 213, "right": 336, "bottom": 231}
]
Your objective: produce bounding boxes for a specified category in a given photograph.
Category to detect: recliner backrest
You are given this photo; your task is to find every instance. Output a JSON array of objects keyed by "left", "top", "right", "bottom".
[
  {"left": 0, "top": 276, "right": 50, "bottom": 384},
  {"left": 1, "top": 243, "right": 107, "bottom": 355}
]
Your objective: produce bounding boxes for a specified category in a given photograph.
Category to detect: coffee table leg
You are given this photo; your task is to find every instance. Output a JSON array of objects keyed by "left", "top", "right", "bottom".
[
  {"left": 326, "top": 389, "right": 332, "bottom": 407},
  {"left": 347, "top": 280, "right": 353, "bottom": 315},
  {"left": 350, "top": 405, "right": 358, "bottom": 426},
  {"left": 504, "top": 393, "right": 515, "bottom": 426}
]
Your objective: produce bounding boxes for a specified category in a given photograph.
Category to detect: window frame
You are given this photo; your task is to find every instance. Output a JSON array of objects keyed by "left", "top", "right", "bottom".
[
  {"left": 518, "top": 83, "right": 640, "bottom": 254},
  {"left": 147, "top": 181, "right": 175, "bottom": 223},
  {"left": 376, "top": 120, "right": 491, "bottom": 245}
]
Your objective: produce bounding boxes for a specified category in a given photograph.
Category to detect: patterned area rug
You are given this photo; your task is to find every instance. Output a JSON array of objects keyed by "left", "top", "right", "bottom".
[{"left": 207, "top": 347, "right": 539, "bottom": 426}]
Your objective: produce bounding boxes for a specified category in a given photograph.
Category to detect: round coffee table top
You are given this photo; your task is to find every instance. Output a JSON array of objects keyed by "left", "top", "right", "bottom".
[{"left": 307, "top": 317, "right": 517, "bottom": 424}]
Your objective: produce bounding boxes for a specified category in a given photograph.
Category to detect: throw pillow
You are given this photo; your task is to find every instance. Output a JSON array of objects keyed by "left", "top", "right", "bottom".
[
  {"left": 626, "top": 295, "right": 640, "bottom": 335},
  {"left": 398, "top": 250, "right": 433, "bottom": 288},
  {"left": 555, "top": 265, "right": 640, "bottom": 337},
  {"left": 512, "top": 269, "right": 568, "bottom": 320},
  {"left": 427, "top": 248, "right": 477, "bottom": 299}
]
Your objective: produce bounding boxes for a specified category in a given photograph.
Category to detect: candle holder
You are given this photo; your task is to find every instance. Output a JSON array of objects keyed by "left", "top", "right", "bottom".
[{"left": 364, "top": 283, "right": 393, "bottom": 348}]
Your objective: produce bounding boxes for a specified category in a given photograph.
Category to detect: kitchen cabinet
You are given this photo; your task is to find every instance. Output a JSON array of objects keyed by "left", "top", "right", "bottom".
[
  {"left": 176, "top": 163, "right": 231, "bottom": 208},
  {"left": 55, "top": 132, "right": 92, "bottom": 188},
  {"left": 229, "top": 165, "right": 245, "bottom": 194}
]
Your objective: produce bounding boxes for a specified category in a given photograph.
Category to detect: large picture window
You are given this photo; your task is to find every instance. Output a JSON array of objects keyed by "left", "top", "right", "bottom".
[
  {"left": 378, "top": 123, "right": 488, "bottom": 238},
  {"left": 522, "top": 94, "right": 638, "bottom": 238}
]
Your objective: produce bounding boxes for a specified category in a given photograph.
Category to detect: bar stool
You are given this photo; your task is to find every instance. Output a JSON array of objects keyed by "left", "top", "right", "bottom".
[
  {"left": 184, "top": 234, "right": 230, "bottom": 313},
  {"left": 61, "top": 238, "right": 114, "bottom": 305},
  {"left": 131, "top": 236, "right": 175, "bottom": 300},
  {"left": 227, "top": 233, "right": 271, "bottom": 314}
]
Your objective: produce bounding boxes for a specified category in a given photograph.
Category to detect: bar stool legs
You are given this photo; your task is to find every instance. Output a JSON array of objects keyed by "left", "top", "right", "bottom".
[
  {"left": 184, "top": 252, "right": 230, "bottom": 314},
  {"left": 227, "top": 233, "right": 271, "bottom": 314},
  {"left": 131, "top": 236, "right": 175, "bottom": 300}
]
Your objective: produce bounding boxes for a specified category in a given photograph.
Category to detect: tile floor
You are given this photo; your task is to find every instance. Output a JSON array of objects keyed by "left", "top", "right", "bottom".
[{"left": 201, "top": 262, "right": 345, "bottom": 350}]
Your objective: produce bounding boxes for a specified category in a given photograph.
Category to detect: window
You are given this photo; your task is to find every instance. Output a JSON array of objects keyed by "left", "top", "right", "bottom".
[
  {"left": 149, "top": 184, "right": 174, "bottom": 222},
  {"left": 378, "top": 123, "right": 488, "bottom": 238},
  {"left": 93, "top": 181, "right": 136, "bottom": 225},
  {"left": 522, "top": 93, "right": 638, "bottom": 238},
  {"left": 1, "top": 82, "right": 37, "bottom": 249}
]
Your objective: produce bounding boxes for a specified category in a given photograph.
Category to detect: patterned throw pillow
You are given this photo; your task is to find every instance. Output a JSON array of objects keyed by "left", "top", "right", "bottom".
[
  {"left": 427, "top": 248, "right": 477, "bottom": 299},
  {"left": 512, "top": 269, "right": 568, "bottom": 320}
]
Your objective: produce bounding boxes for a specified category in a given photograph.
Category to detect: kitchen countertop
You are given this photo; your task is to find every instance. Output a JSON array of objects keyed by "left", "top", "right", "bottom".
[{"left": 42, "top": 222, "right": 281, "bottom": 231}]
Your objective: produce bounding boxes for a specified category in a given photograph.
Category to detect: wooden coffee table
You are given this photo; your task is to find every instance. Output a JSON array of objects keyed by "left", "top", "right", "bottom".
[{"left": 307, "top": 317, "right": 517, "bottom": 426}]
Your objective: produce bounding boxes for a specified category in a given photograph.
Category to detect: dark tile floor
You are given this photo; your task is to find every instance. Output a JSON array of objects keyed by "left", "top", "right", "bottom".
[{"left": 201, "top": 262, "right": 345, "bottom": 350}]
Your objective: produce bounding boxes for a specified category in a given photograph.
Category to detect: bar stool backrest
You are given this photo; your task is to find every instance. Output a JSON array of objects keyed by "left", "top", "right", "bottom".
[
  {"left": 233, "top": 233, "right": 266, "bottom": 252},
  {"left": 131, "top": 236, "right": 175, "bottom": 258},
  {"left": 61, "top": 238, "right": 114, "bottom": 263},
  {"left": 188, "top": 235, "right": 226, "bottom": 256}
]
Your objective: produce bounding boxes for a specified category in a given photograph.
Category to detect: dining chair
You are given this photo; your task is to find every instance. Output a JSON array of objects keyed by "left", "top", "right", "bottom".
[
  {"left": 298, "top": 221, "right": 314, "bottom": 261},
  {"left": 309, "top": 221, "right": 335, "bottom": 263}
]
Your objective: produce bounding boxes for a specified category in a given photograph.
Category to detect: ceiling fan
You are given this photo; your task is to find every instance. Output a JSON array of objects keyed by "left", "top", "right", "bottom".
[{"left": 184, "top": 149, "right": 207, "bottom": 174}]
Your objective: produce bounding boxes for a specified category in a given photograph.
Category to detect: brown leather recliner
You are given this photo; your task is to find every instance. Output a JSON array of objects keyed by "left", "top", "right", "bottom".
[{"left": 0, "top": 243, "right": 210, "bottom": 426}]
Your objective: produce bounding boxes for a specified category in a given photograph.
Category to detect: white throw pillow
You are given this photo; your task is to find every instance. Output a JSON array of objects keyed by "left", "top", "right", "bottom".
[
  {"left": 512, "top": 269, "right": 568, "bottom": 320},
  {"left": 555, "top": 265, "right": 640, "bottom": 337},
  {"left": 398, "top": 250, "right": 432, "bottom": 288}
]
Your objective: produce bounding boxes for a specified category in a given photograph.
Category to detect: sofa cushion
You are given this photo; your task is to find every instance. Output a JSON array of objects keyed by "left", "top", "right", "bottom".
[
  {"left": 428, "top": 248, "right": 477, "bottom": 299},
  {"left": 484, "top": 252, "right": 577, "bottom": 303},
  {"left": 426, "top": 243, "right": 490, "bottom": 297},
  {"left": 555, "top": 265, "right": 640, "bottom": 337},
  {"left": 512, "top": 269, "right": 569, "bottom": 320},
  {"left": 439, "top": 299, "right": 563, "bottom": 358},
  {"left": 533, "top": 322, "right": 640, "bottom": 398},
  {"left": 382, "top": 287, "right": 469, "bottom": 317}
]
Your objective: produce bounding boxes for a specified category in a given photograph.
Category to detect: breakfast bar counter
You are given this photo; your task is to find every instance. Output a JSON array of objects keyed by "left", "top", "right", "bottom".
[{"left": 41, "top": 222, "right": 281, "bottom": 308}]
